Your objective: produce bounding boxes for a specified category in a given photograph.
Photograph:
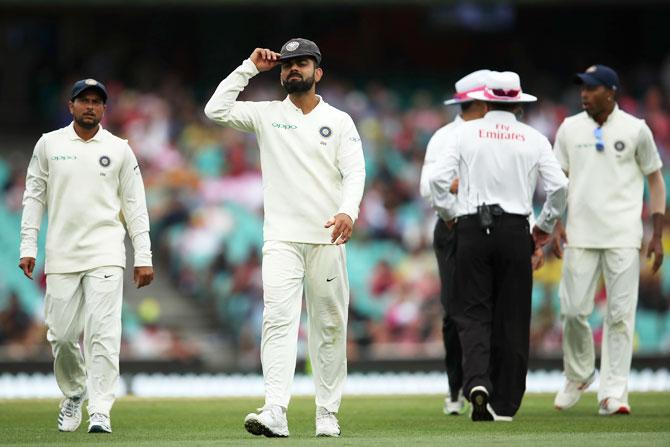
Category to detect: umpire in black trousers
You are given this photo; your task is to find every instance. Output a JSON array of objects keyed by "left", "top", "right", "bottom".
[
  {"left": 433, "top": 218, "right": 463, "bottom": 410},
  {"left": 420, "top": 69, "right": 492, "bottom": 414},
  {"left": 430, "top": 71, "right": 568, "bottom": 421}
]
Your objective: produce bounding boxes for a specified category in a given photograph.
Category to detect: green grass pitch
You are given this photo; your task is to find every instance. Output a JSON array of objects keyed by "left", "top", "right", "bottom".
[{"left": 1, "top": 393, "right": 668, "bottom": 446}]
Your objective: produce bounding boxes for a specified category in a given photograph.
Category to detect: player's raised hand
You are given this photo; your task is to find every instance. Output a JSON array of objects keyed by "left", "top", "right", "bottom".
[
  {"left": 250, "top": 48, "right": 281, "bottom": 72},
  {"left": 325, "top": 213, "right": 354, "bottom": 245}
]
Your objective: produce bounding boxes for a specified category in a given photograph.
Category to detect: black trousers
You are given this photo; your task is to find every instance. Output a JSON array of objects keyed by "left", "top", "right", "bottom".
[
  {"left": 433, "top": 218, "right": 463, "bottom": 400},
  {"left": 452, "top": 214, "right": 533, "bottom": 417}
]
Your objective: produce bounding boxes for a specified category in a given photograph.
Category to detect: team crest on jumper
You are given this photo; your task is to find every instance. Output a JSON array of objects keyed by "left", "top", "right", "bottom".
[
  {"left": 286, "top": 41, "right": 299, "bottom": 51},
  {"left": 614, "top": 141, "right": 625, "bottom": 151},
  {"left": 99, "top": 155, "right": 111, "bottom": 167},
  {"left": 319, "top": 126, "right": 332, "bottom": 138}
]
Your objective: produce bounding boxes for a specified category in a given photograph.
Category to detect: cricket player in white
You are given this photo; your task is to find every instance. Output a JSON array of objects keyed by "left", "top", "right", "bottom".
[
  {"left": 19, "top": 79, "right": 154, "bottom": 433},
  {"left": 552, "top": 65, "right": 665, "bottom": 415},
  {"left": 204, "top": 38, "right": 365, "bottom": 438}
]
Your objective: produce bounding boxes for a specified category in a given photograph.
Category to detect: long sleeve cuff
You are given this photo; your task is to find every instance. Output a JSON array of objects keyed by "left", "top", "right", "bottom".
[
  {"left": 419, "top": 162, "right": 436, "bottom": 203},
  {"left": 337, "top": 205, "right": 359, "bottom": 223},
  {"left": 132, "top": 231, "right": 152, "bottom": 267},
  {"left": 536, "top": 187, "right": 567, "bottom": 233},
  {"left": 535, "top": 215, "right": 557, "bottom": 234},
  {"left": 19, "top": 228, "right": 38, "bottom": 259},
  {"left": 20, "top": 198, "right": 44, "bottom": 259},
  {"left": 242, "top": 58, "right": 260, "bottom": 76},
  {"left": 430, "top": 177, "right": 458, "bottom": 221},
  {"left": 436, "top": 207, "right": 454, "bottom": 222}
]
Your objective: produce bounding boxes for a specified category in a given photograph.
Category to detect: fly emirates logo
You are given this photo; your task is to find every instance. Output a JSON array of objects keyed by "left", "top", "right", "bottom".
[{"left": 478, "top": 123, "right": 526, "bottom": 142}]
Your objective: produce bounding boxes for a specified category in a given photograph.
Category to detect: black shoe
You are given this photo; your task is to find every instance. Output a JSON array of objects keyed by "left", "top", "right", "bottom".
[{"left": 470, "top": 386, "right": 494, "bottom": 421}]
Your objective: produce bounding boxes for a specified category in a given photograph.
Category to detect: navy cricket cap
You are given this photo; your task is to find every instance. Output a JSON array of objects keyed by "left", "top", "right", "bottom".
[
  {"left": 279, "top": 38, "right": 322, "bottom": 65},
  {"left": 70, "top": 78, "right": 108, "bottom": 103},
  {"left": 574, "top": 65, "right": 620, "bottom": 91}
]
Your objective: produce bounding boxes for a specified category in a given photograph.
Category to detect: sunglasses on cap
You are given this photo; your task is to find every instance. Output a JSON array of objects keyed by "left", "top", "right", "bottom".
[
  {"left": 491, "top": 89, "right": 520, "bottom": 98},
  {"left": 594, "top": 127, "right": 605, "bottom": 152}
]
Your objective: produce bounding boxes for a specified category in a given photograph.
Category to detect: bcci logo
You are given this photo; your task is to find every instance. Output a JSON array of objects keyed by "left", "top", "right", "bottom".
[
  {"left": 286, "top": 41, "right": 299, "bottom": 52},
  {"left": 319, "top": 126, "right": 332, "bottom": 138},
  {"left": 99, "top": 155, "right": 111, "bottom": 167}
]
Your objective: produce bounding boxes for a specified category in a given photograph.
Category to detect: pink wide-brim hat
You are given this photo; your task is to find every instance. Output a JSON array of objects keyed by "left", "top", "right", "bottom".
[
  {"left": 467, "top": 71, "right": 537, "bottom": 103},
  {"left": 443, "top": 69, "right": 492, "bottom": 106}
]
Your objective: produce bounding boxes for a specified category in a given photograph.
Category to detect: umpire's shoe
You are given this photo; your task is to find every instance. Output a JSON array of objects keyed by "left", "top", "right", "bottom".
[{"left": 469, "top": 386, "right": 494, "bottom": 421}]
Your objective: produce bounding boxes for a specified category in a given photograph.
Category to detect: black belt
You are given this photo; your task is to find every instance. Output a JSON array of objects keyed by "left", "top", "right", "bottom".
[
  {"left": 457, "top": 212, "right": 528, "bottom": 228},
  {"left": 458, "top": 212, "right": 528, "bottom": 222}
]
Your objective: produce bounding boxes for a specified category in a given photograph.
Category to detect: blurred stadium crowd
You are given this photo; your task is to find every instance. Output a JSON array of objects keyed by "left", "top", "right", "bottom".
[{"left": 2, "top": 61, "right": 670, "bottom": 368}]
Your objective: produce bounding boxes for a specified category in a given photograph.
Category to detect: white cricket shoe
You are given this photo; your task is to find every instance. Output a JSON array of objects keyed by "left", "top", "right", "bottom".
[
  {"left": 244, "top": 406, "right": 289, "bottom": 437},
  {"left": 88, "top": 413, "right": 112, "bottom": 433},
  {"left": 443, "top": 391, "right": 467, "bottom": 415},
  {"left": 598, "top": 398, "right": 631, "bottom": 416},
  {"left": 315, "top": 407, "right": 340, "bottom": 437},
  {"left": 487, "top": 404, "right": 513, "bottom": 422},
  {"left": 57, "top": 394, "right": 85, "bottom": 432},
  {"left": 554, "top": 372, "right": 595, "bottom": 410}
]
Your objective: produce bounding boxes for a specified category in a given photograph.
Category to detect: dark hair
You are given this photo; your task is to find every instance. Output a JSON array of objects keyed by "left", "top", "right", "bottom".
[
  {"left": 487, "top": 102, "right": 522, "bottom": 112},
  {"left": 460, "top": 101, "right": 474, "bottom": 113},
  {"left": 281, "top": 56, "right": 320, "bottom": 69}
]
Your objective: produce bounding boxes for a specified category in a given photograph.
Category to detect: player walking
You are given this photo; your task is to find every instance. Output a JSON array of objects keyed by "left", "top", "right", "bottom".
[
  {"left": 19, "top": 78, "right": 154, "bottom": 433},
  {"left": 205, "top": 39, "right": 365, "bottom": 437},
  {"left": 552, "top": 65, "right": 665, "bottom": 415}
]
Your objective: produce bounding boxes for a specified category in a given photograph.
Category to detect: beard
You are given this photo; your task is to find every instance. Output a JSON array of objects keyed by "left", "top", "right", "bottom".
[
  {"left": 74, "top": 114, "right": 101, "bottom": 130},
  {"left": 283, "top": 75, "right": 315, "bottom": 94}
]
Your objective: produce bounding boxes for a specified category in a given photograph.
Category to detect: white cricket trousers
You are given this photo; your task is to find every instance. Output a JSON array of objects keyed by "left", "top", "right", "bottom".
[
  {"left": 558, "top": 247, "right": 639, "bottom": 404},
  {"left": 261, "top": 240, "right": 349, "bottom": 413},
  {"left": 44, "top": 266, "right": 124, "bottom": 416}
]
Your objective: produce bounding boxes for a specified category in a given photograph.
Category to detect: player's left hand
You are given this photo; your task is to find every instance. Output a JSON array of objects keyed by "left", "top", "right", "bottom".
[
  {"left": 449, "top": 178, "right": 459, "bottom": 194},
  {"left": 325, "top": 213, "right": 354, "bottom": 245},
  {"left": 134, "top": 266, "right": 154, "bottom": 288},
  {"left": 531, "top": 246, "right": 545, "bottom": 271},
  {"left": 18, "top": 256, "right": 36, "bottom": 280},
  {"left": 531, "top": 225, "right": 551, "bottom": 251},
  {"left": 646, "top": 234, "right": 664, "bottom": 274}
]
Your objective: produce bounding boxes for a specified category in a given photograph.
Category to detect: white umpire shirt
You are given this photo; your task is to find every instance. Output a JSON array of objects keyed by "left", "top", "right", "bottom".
[
  {"left": 429, "top": 110, "right": 568, "bottom": 233},
  {"left": 204, "top": 59, "right": 366, "bottom": 244},
  {"left": 554, "top": 105, "right": 662, "bottom": 248},
  {"left": 420, "top": 115, "right": 463, "bottom": 203},
  {"left": 20, "top": 123, "right": 152, "bottom": 274}
]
